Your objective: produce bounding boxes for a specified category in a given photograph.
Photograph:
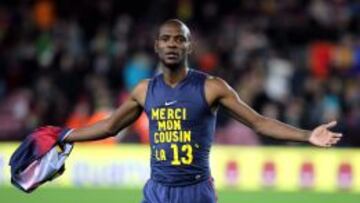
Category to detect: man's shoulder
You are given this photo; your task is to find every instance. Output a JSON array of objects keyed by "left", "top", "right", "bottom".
[
  {"left": 133, "top": 79, "right": 150, "bottom": 92},
  {"left": 130, "top": 79, "right": 151, "bottom": 105},
  {"left": 138, "top": 78, "right": 151, "bottom": 87},
  {"left": 204, "top": 75, "right": 227, "bottom": 88},
  {"left": 204, "top": 75, "right": 233, "bottom": 101}
]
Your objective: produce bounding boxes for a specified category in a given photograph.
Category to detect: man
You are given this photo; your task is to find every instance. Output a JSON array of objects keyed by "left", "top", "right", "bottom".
[{"left": 63, "top": 19, "right": 342, "bottom": 203}]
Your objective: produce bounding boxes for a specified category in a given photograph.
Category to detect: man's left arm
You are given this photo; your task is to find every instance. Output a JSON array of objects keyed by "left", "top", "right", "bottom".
[{"left": 205, "top": 77, "right": 342, "bottom": 147}]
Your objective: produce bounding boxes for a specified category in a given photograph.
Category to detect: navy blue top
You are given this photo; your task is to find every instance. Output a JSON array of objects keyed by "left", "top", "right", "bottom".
[{"left": 144, "top": 69, "right": 217, "bottom": 186}]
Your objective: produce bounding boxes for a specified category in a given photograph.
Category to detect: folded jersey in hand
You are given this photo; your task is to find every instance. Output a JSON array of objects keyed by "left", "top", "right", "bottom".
[{"left": 9, "top": 126, "right": 73, "bottom": 193}]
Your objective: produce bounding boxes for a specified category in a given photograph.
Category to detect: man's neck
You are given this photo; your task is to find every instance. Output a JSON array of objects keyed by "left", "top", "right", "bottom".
[{"left": 162, "top": 66, "right": 189, "bottom": 88}]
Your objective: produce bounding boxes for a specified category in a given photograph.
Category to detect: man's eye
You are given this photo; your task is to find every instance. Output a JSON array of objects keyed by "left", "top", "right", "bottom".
[{"left": 177, "top": 37, "right": 186, "bottom": 42}]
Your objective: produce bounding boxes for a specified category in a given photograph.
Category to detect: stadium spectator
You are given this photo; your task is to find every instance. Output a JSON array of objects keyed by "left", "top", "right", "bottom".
[{"left": 0, "top": 0, "right": 359, "bottom": 147}]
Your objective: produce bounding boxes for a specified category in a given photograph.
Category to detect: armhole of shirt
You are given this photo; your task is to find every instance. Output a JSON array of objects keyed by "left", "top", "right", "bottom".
[
  {"left": 144, "top": 78, "right": 153, "bottom": 114},
  {"left": 200, "top": 74, "right": 213, "bottom": 113}
]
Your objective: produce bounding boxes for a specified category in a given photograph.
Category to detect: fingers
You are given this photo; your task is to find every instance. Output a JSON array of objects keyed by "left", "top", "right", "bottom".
[
  {"left": 329, "top": 137, "right": 341, "bottom": 144},
  {"left": 333, "top": 133, "right": 343, "bottom": 138},
  {"left": 324, "top": 121, "right": 337, "bottom": 129},
  {"left": 315, "top": 133, "right": 343, "bottom": 148},
  {"left": 323, "top": 135, "right": 342, "bottom": 147}
]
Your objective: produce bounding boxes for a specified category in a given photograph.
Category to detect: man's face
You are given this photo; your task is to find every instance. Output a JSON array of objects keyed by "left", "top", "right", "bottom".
[{"left": 155, "top": 23, "right": 191, "bottom": 68}]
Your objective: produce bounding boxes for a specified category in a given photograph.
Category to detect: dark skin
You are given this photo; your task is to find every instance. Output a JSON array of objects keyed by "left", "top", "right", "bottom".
[{"left": 65, "top": 19, "right": 342, "bottom": 147}]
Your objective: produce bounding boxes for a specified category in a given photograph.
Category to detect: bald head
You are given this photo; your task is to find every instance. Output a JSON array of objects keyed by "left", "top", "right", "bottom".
[
  {"left": 158, "top": 19, "right": 191, "bottom": 41},
  {"left": 154, "top": 19, "right": 192, "bottom": 69}
]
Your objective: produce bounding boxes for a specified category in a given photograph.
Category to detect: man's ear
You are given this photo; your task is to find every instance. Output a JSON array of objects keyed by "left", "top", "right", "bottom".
[
  {"left": 186, "top": 42, "right": 193, "bottom": 54},
  {"left": 154, "top": 40, "right": 159, "bottom": 53}
]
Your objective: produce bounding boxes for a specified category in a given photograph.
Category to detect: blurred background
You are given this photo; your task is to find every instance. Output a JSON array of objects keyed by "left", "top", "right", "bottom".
[{"left": 0, "top": 0, "right": 360, "bottom": 203}]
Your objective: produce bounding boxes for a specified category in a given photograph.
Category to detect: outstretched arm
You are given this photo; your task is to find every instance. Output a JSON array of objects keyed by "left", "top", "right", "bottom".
[
  {"left": 205, "top": 77, "right": 342, "bottom": 147},
  {"left": 64, "top": 80, "right": 148, "bottom": 142}
]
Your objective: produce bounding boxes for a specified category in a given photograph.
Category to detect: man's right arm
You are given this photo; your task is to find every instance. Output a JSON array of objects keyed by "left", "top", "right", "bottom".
[{"left": 64, "top": 80, "right": 148, "bottom": 142}]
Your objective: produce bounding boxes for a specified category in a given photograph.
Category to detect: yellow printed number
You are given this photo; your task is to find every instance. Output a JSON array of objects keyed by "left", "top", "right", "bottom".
[
  {"left": 170, "top": 144, "right": 181, "bottom": 165},
  {"left": 181, "top": 144, "right": 193, "bottom": 164},
  {"left": 170, "top": 144, "right": 193, "bottom": 165}
]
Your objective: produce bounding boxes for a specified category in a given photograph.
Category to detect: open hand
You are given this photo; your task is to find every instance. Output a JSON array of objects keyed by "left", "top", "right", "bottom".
[{"left": 308, "top": 121, "right": 343, "bottom": 147}]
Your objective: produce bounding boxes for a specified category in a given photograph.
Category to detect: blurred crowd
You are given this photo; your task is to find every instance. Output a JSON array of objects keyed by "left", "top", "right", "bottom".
[{"left": 0, "top": 0, "right": 359, "bottom": 147}]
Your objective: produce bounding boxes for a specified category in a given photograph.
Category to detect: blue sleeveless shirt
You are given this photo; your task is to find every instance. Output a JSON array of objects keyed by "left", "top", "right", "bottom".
[{"left": 144, "top": 69, "right": 217, "bottom": 186}]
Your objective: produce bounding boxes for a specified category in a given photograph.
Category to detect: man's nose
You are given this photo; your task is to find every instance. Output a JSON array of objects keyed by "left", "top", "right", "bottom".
[{"left": 167, "top": 39, "right": 177, "bottom": 48}]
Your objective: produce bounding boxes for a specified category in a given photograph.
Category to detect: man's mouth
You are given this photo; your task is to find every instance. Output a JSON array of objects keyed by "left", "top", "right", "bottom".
[{"left": 165, "top": 52, "right": 179, "bottom": 58}]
